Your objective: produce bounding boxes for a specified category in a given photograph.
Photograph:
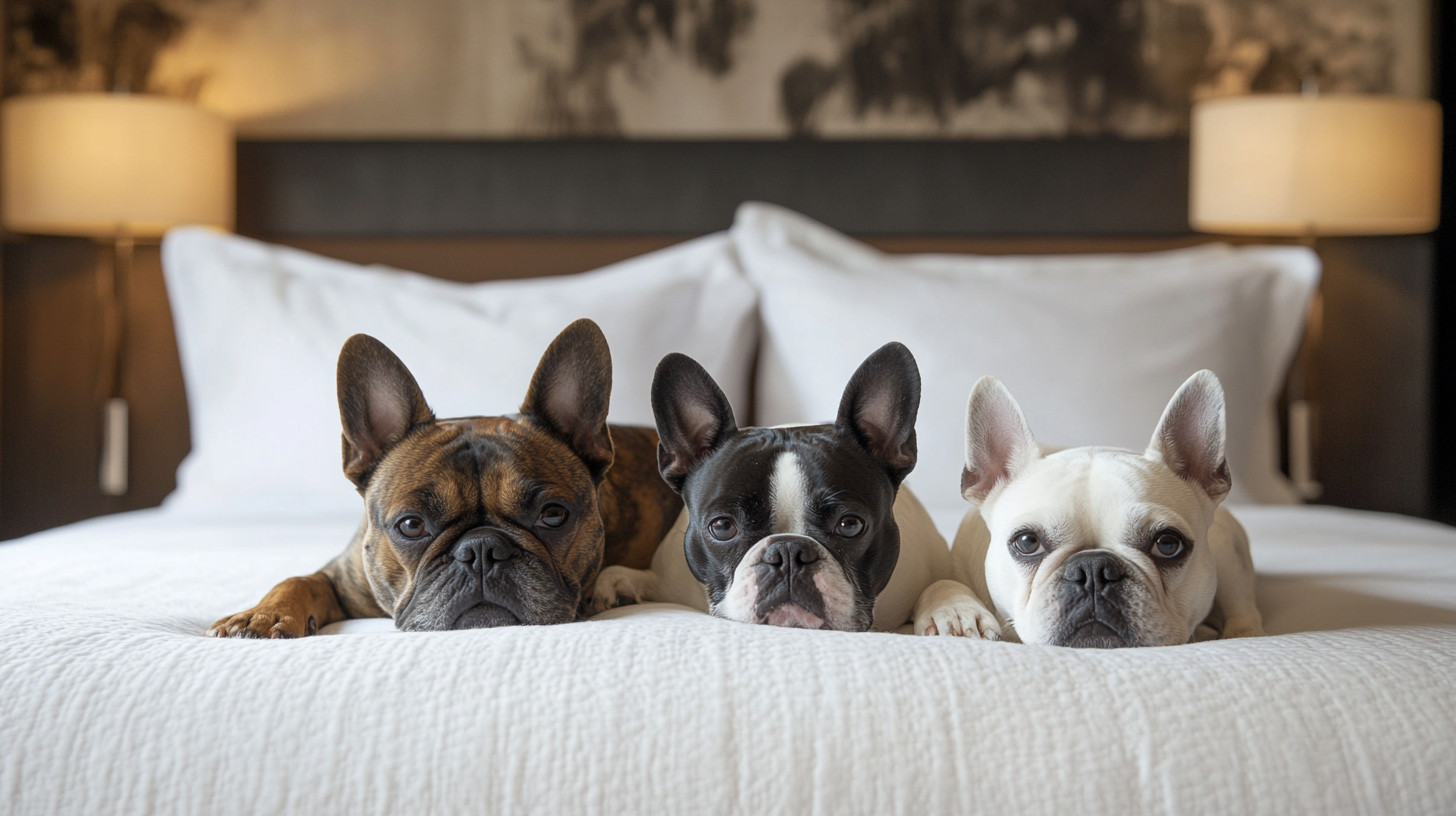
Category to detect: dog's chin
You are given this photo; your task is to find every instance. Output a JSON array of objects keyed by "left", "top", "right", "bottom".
[
  {"left": 449, "top": 602, "right": 521, "bottom": 630},
  {"left": 759, "top": 602, "right": 831, "bottom": 630},
  {"left": 1053, "top": 619, "right": 1136, "bottom": 649}
]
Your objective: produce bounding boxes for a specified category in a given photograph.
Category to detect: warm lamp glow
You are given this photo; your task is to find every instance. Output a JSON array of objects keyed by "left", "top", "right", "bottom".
[
  {"left": 1190, "top": 95, "right": 1441, "bottom": 236},
  {"left": 2, "top": 93, "right": 234, "bottom": 237}
]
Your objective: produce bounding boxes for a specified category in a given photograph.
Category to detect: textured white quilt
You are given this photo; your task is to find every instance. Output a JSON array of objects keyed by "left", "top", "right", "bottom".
[{"left": 2, "top": 504, "right": 1455, "bottom": 816}]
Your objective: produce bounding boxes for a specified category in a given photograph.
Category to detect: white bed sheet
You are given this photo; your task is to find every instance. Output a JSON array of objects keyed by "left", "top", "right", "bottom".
[{"left": 2, "top": 504, "right": 1454, "bottom": 815}]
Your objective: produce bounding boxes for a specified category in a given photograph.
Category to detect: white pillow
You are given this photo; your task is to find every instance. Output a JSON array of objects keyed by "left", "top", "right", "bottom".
[
  {"left": 732, "top": 202, "right": 1319, "bottom": 515},
  {"left": 161, "top": 228, "right": 757, "bottom": 518}
]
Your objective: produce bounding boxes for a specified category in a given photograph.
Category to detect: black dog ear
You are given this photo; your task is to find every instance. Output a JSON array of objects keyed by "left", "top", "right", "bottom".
[
  {"left": 337, "top": 334, "right": 435, "bottom": 488},
  {"left": 836, "top": 342, "right": 921, "bottom": 486},
  {"left": 651, "top": 353, "right": 738, "bottom": 492},
  {"left": 520, "top": 319, "right": 615, "bottom": 483}
]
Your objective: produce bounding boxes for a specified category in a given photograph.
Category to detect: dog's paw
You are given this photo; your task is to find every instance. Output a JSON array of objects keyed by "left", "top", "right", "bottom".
[
  {"left": 1218, "top": 614, "right": 1266, "bottom": 640},
  {"left": 913, "top": 579, "right": 1002, "bottom": 640},
  {"left": 916, "top": 601, "right": 1002, "bottom": 640},
  {"left": 207, "top": 607, "right": 318, "bottom": 639},
  {"left": 589, "top": 566, "right": 658, "bottom": 615}
]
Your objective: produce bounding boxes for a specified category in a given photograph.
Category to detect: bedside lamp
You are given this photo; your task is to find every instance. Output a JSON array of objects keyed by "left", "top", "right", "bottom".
[
  {"left": 2, "top": 93, "right": 234, "bottom": 496},
  {"left": 1189, "top": 93, "right": 1442, "bottom": 499}
]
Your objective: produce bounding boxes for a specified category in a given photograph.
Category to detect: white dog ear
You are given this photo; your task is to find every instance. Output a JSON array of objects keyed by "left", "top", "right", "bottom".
[
  {"left": 962, "top": 377, "right": 1039, "bottom": 504},
  {"left": 1147, "top": 370, "right": 1233, "bottom": 502}
]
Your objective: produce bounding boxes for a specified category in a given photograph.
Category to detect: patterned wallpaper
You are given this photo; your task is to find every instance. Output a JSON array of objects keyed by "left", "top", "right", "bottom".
[{"left": 4, "top": 0, "right": 1432, "bottom": 139}]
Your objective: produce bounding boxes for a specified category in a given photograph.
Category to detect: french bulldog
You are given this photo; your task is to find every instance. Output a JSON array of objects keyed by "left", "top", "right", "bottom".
[
  {"left": 916, "top": 370, "right": 1265, "bottom": 647},
  {"left": 593, "top": 343, "right": 1000, "bottom": 637},
  {"left": 207, "top": 319, "right": 682, "bottom": 638}
]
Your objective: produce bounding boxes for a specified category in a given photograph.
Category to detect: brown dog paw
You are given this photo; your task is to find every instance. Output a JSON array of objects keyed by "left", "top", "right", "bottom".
[
  {"left": 207, "top": 573, "right": 344, "bottom": 639},
  {"left": 207, "top": 609, "right": 319, "bottom": 639}
]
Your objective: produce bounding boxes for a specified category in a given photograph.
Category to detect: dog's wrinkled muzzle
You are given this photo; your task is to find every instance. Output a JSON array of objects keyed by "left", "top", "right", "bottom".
[
  {"left": 752, "top": 534, "right": 832, "bottom": 627},
  {"left": 1051, "top": 551, "right": 1138, "bottom": 648}
]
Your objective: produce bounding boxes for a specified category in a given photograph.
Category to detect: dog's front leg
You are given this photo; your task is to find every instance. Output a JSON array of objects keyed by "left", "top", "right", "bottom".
[{"left": 1208, "top": 509, "right": 1266, "bottom": 639}]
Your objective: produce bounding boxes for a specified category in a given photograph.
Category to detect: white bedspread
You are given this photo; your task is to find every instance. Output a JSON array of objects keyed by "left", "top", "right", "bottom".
[{"left": 2, "top": 504, "right": 1455, "bottom": 815}]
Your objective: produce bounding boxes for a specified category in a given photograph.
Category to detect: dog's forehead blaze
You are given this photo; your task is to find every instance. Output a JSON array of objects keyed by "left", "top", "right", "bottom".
[{"left": 697, "top": 426, "right": 887, "bottom": 525}]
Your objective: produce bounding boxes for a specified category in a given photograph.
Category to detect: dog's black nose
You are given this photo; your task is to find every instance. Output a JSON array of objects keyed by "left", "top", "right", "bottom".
[
  {"left": 454, "top": 529, "right": 516, "bottom": 570},
  {"left": 1062, "top": 551, "right": 1124, "bottom": 594},
  {"left": 761, "top": 537, "right": 821, "bottom": 570}
]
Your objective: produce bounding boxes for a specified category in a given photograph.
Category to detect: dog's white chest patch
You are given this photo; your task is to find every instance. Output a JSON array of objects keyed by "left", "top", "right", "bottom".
[{"left": 770, "top": 452, "right": 810, "bottom": 535}]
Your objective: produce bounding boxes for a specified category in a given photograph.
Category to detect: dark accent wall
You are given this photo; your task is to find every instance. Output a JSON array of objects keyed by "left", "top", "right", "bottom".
[
  {"left": 1429, "top": 0, "right": 1456, "bottom": 522},
  {"left": 1318, "top": 237, "right": 1433, "bottom": 515}
]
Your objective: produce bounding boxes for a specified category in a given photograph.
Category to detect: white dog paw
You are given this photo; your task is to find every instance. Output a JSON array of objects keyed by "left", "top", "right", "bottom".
[
  {"left": 913, "top": 580, "right": 1002, "bottom": 640},
  {"left": 589, "top": 566, "right": 656, "bottom": 615},
  {"left": 916, "top": 601, "right": 1003, "bottom": 640}
]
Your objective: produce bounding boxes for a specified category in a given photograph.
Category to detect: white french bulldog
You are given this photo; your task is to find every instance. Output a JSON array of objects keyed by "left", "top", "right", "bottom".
[{"left": 915, "top": 370, "right": 1265, "bottom": 647}]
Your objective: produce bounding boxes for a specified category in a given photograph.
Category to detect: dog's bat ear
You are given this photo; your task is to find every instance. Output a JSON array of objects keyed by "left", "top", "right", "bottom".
[
  {"left": 1147, "top": 369, "right": 1233, "bottom": 502},
  {"left": 337, "top": 334, "right": 435, "bottom": 488},
  {"left": 652, "top": 353, "right": 737, "bottom": 492},
  {"left": 962, "top": 376, "right": 1039, "bottom": 505},
  {"left": 521, "top": 319, "right": 615, "bottom": 483},
  {"left": 837, "top": 342, "right": 921, "bottom": 486}
]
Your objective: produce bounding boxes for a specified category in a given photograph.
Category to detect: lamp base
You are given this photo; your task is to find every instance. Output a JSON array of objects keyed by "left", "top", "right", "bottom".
[{"left": 100, "top": 397, "right": 128, "bottom": 497}]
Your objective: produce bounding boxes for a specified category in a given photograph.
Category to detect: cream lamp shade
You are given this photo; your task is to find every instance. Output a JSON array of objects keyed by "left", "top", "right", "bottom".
[
  {"left": 1190, "top": 94, "right": 1442, "bottom": 235},
  {"left": 2, "top": 93, "right": 234, "bottom": 237}
]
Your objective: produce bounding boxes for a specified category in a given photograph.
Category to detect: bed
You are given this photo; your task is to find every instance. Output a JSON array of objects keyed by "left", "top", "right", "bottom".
[{"left": 2, "top": 202, "right": 1453, "bottom": 816}]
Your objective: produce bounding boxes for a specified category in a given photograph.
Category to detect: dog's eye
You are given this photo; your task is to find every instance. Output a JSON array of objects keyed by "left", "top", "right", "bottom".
[
  {"left": 395, "top": 516, "right": 427, "bottom": 539},
  {"left": 1153, "top": 532, "right": 1185, "bottom": 558},
  {"left": 836, "top": 515, "right": 865, "bottom": 538},
  {"left": 538, "top": 504, "right": 569, "bottom": 529},
  {"left": 708, "top": 516, "right": 738, "bottom": 541},
  {"left": 1011, "top": 531, "right": 1042, "bottom": 556}
]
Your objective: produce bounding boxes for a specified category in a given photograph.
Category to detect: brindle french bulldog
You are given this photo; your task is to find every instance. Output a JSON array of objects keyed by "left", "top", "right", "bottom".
[{"left": 207, "top": 319, "right": 682, "bottom": 637}]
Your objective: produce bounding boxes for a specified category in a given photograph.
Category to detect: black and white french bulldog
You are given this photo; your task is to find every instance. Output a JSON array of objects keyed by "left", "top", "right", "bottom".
[
  {"left": 916, "top": 370, "right": 1265, "bottom": 647},
  {"left": 593, "top": 343, "right": 999, "bottom": 637}
]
